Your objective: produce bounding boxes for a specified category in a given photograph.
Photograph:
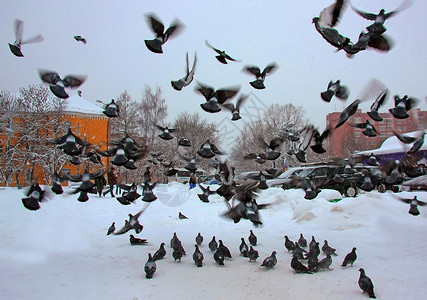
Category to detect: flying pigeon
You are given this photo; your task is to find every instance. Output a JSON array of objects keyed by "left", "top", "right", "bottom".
[
  {"left": 321, "top": 80, "right": 349, "bottom": 102},
  {"left": 244, "top": 152, "right": 268, "bottom": 164},
  {"left": 102, "top": 99, "right": 120, "bottom": 118},
  {"left": 193, "top": 245, "right": 204, "bottom": 267},
  {"left": 312, "top": 17, "right": 354, "bottom": 56},
  {"left": 284, "top": 235, "right": 296, "bottom": 252},
  {"left": 341, "top": 247, "right": 357, "bottom": 267},
  {"left": 389, "top": 95, "right": 418, "bottom": 119},
  {"left": 195, "top": 82, "right": 240, "bottom": 113},
  {"left": 395, "top": 195, "right": 427, "bottom": 216},
  {"left": 197, "top": 139, "right": 224, "bottom": 158},
  {"left": 51, "top": 128, "right": 90, "bottom": 156},
  {"left": 142, "top": 181, "right": 158, "bottom": 202},
  {"left": 195, "top": 233, "right": 203, "bottom": 246},
  {"left": 291, "top": 255, "right": 312, "bottom": 274},
  {"left": 155, "top": 124, "right": 176, "bottom": 140},
  {"left": 144, "top": 253, "right": 156, "bottom": 279},
  {"left": 335, "top": 99, "right": 361, "bottom": 129},
  {"left": 178, "top": 138, "right": 191, "bottom": 147},
  {"left": 351, "top": 0, "right": 412, "bottom": 34},
  {"left": 368, "top": 89, "right": 388, "bottom": 121},
  {"left": 129, "top": 234, "right": 148, "bottom": 246},
  {"left": 153, "top": 242, "right": 167, "bottom": 261},
  {"left": 249, "top": 230, "right": 257, "bottom": 246},
  {"left": 178, "top": 153, "right": 198, "bottom": 173},
  {"left": 209, "top": 236, "right": 218, "bottom": 252},
  {"left": 317, "top": 0, "right": 348, "bottom": 28},
  {"left": 144, "top": 13, "right": 184, "bottom": 54},
  {"left": 221, "top": 94, "right": 249, "bottom": 121},
  {"left": 239, "top": 238, "right": 249, "bottom": 257},
  {"left": 171, "top": 52, "right": 197, "bottom": 91},
  {"left": 9, "top": 19, "right": 44, "bottom": 57},
  {"left": 107, "top": 222, "right": 115, "bottom": 235},
  {"left": 310, "top": 127, "right": 333, "bottom": 154},
  {"left": 114, "top": 207, "right": 148, "bottom": 235},
  {"left": 21, "top": 183, "right": 48, "bottom": 211},
  {"left": 205, "top": 40, "right": 241, "bottom": 64},
  {"left": 197, "top": 184, "right": 216, "bottom": 203},
  {"left": 179, "top": 212, "right": 188, "bottom": 219},
  {"left": 248, "top": 246, "right": 259, "bottom": 262},
  {"left": 260, "top": 251, "right": 277, "bottom": 268},
  {"left": 51, "top": 171, "right": 64, "bottom": 195},
  {"left": 39, "top": 69, "right": 87, "bottom": 99},
  {"left": 242, "top": 63, "right": 278, "bottom": 90},
  {"left": 74, "top": 35, "right": 87, "bottom": 44},
  {"left": 350, "top": 120, "right": 379, "bottom": 137},
  {"left": 358, "top": 268, "right": 376, "bottom": 298}
]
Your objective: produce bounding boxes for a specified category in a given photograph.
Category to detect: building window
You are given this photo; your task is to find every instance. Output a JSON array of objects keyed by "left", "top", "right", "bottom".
[
  {"left": 354, "top": 132, "right": 361, "bottom": 137},
  {"left": 354, "top": 117, "right": 362, "bottom": 123},
  {"left": 397, "top": 119, "right": 402, "bottom": 124},
  {"left": 379, "top": 125, "right": 386, "bottom": 131}
]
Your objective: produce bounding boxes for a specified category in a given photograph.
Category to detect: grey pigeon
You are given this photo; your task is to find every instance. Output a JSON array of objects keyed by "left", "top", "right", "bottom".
[
  {"left": 320, "top": 79, "right": 349, "bottom": 102},
  {"left": 368, "top": 89, "right": 388, "bottom": 122},
  {"left": 197, "top": 184, "right": 216, "bottom": 203},
  {"left": 243, "top": 63, "right": 278, "bottom": 90},
  {"left": 9, "top": 19, "right": 44, "bottom": 57},
  {"left": 170, "top": 232, "right": 179, "bottom": 248},
  {"left": 195, "top": 82, "right": 240, "bottom": 113},
  {"left": 144, "top": 13, "right": 184, "bottom": 54},
  {"left": 39, "top": 69, "right": 86, "bottom": 99},
  {"left": 205, "top": 40, "right": 241, "bottom": 64},
  {"left": 107, "top": 222, "right": 115, "bottom": 235},
  {"left": 307, "top": 251, "right": 319, "bottom": 272},
  {"left": 221, "top": 94, "right": 249, "bottom": 121},
  {"left": 129, "top": 234, "right": 148, "bottom": 246},
  {"left": 21, "top": 183, "right": 47, "bottom": 211},
  {"left": 171, "top": 52, "right": 197, "bottom": 91},
  {"left": 179, "top": 212, "right": 188, "bottom": 219},
  {"left": 153, "top": 242, "right": 167, "bottom": 261},
  {"left": 209, "top": 236, "right": 218, "bottom": 252},
  {"left": 292, "top": 242, "right": 307, "bottom": 260},
  {"left": 298, "top": 233, "right": 307, "bottom": 248},
  {"left": 239, "top": 238, "right": 249, "bottom": 257},
  {"left": 389, "top": 95, "right": 418, "bottom": 119},
  {"left": 260, "top": 251, "right": 277, "bottom": 268},
  {"left": 173, "top": 249, "right": 184, "bottom": 262},
  {"left": 103, "top": 99, "right": 120, "bottom": 118},
  {"left": 248, "top": 230, "right": 257, "bottom": 246},
  {"left": 155, "top": 124, "right": 176, "bottom": 140},
  {"left": 395, "top": 195, "right": 427, "bottom": 216},
  {"left": 144, "top": 253, "right": 156, "bottom": 279},
  {"left": 358, "top": 268, "right": 376, "bottom": 298},
  {"left": 317, "top": 254, "right": 333, "bottom": 270},
  {"left": 217, "top": 240, "right": 232, "bottom": 258},
  {"left": 195, "top": 232, "right": 203, "bottom": 246},
  {"left": 291, "top": 255, "right": 312, "bottom": 274},
  {"left": 284, "top": 235, "right": 296, "bottom": 252},
  {"left": 322, "top": 240, "right": 337, "bottom": 256},
  {"left": 197, "top": 139, "right": 224, "bottom": 158},
  {"left": 74, "top": 35, "right": 87, "bottom": 44},
  {"left": 248, "top": 246, "right": 259, "bottom": 262},
  {"left": 193, "top": 245, "right": 204, "bottom": 267},
  {"left": 335, "top": 99, "right": 361, "bottom": 129},
  {"left": 214, "top": 249, "right": 225, "bottom": 265},
  {"left": 341, "top": 247, "right": 357, "bottom": 267},
  {"left": 350, "top": 120, "right": 379, "bottom": 137}
]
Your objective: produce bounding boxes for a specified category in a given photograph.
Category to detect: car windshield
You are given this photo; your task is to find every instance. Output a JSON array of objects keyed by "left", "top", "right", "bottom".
[{"left": 277, "top": 168, "right": 303, "bottom": 179}]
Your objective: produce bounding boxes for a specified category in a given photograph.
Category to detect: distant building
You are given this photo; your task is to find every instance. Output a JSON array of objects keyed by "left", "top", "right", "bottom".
[{"left": 326, "top": 108, "right": 427, "bottom": 158}]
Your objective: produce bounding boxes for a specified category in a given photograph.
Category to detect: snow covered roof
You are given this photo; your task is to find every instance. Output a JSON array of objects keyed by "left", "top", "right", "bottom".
[
  {"left": 356, "top": 131, "right": 427, "bottom": 156},
  {"left": 63, "top": 94, "right": 104, "bottom": 116}
]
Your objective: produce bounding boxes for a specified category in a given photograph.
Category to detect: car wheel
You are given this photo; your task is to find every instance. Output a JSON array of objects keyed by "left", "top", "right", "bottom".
[
  {"left": 377, "top": 183, "right": 386, "bottom": 193},
  {"left": 345, "top": 186, "right": 357, "bottom": 197}
]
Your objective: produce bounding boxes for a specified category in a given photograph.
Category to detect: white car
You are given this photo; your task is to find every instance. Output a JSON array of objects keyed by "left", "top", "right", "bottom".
[{"left": 266, "top": 167, "right": 308, "bottom": 188}]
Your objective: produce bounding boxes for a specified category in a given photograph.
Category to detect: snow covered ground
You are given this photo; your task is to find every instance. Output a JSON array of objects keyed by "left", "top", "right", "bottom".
[{"left": 1, "top": 183, "right": 426, "bottom": 300}]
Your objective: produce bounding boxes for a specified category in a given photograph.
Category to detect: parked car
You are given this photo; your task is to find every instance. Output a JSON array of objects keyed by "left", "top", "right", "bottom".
[
  {"left": 400, "top": 175, "right": 427, "bottom": 191},
  {"left": 234, "top": 171, "right": 261, "bottom": 185},
  {"left": 266, "top": 167, "right": 310, "bottom": 188}
]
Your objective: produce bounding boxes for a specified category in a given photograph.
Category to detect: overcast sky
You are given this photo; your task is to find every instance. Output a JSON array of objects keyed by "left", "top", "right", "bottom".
[{"left": 1, "top": 0, "right": 426, "bottom": 145}]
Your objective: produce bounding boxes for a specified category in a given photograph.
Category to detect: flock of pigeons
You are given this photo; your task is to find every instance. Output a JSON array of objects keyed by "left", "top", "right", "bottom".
[{"left": 9, "top": 1, "right": 423, "bottom": 298}]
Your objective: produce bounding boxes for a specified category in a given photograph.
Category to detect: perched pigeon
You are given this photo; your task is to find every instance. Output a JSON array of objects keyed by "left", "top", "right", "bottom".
[
  {"left": 144, "top": 13, "right": 184, "bottom": 54},
  {"left": 239, "top": 238, "right": 249, "bottom": 257},
  {"left": 358, "top": 268, "right": 376, "bottom": 298},
  {"left": 249, "top": 230, "right": 257, "bottom": 246},
  {"left": 260, "top": 251, "right": 277, "bottom": 268},
  {"left": 205, "top": 40, "right": 241, "bottom": 64},
  {"left": 129, "top": 234, "right": 148, "bottom": 246},
  {"left": 193, "top": 245, "right": 204, "bottom": 267},
  {"left": 291, "top": 255, "right": 312, "bottom": 274},
  {"left": 9, "top": 19, "right": 43, "bottom": 57},
  {"left": 39, "top": 69, "right": 86, "bottom": 99},
  {"left": 389, "top": 95, "right": 418, "bottom": 119},
  {"left": 341, "top": 247, "right": 357, "bottom": 267},
  {"left": 171, "top": 52, "right": 197, "bottom": 91},
  {"left": 242, "top": 63, "right": 278, "bottom": 90},
  {"left": 179, "top": 212, "right": 188, "bottom": 219},
  {"left": 74, "top": 35, "right": 87, "bottom": 44},
  {"left": 153, "top": 242, "right": 167, "bottom": 261},
  {"left": 195, "top": 232, "right": 203, "bottom": 246},
  {"left": 284, "top": 235, "right": 296, "bottom": 252},
  {"left": 248, "top": 246, "right": 259, "bottom": 262},
  {"left": 107, "top": 222, "right": 115, "bottom": 235},
  {"left": 209, "top": 236, "right": 218, "bottom": 252},
  {"left": 144, "top": 253, "right": 156, "bottom": 279}
]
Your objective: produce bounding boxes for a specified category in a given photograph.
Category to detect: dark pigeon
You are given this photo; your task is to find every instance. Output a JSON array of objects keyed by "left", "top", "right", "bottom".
[
  {"left": 39, "top": 69, "right": 86, "bottom": 99},
  {"left": 171, "top": 52, "right": 197, "bottom": 91},
  {"left": 341, "top": 247, "right": 357, "bottom": 267},
  {"left": 107, "top": 222, "right": 115, "bottom": 235},
  {"left": 214, "top": 249, "right": 225, "bottom": 265},
  {"left": 173, "top": 249, "right": 184, "bottom": 262},
  {"left": 217, "top": 240, "right": 232, "bottom": 258},
  {"left": 221, "top": 94, "right": 249, "bottom": 121},
  {"left": 260, "top": 251, "right": 277, "bottom": 268},
  {"left": 350, "top": 120, "right": 379, "bottom": 137},
  {"left": 129, "top": 234, "right": 148, "bottom": 246},
  {"left": 322, "top": 240, "right": 337, "bottom": 256},
  {"left": 22, "top": 183, "right": 47, "bottom": 211},
  {"left": 74, "top": 35, "right": 87, "bottom": 44},
  {"left": 395, "top": 195, "right": 427, "bottom": 216},
  {"left": 144, "top": 13, "right": 184, "bottom": 54},
  {"left": 284, "top": 235, "right": 296, "bottom": 252},
  {"left": 298, "top": 233, "right": 307, "bottom": 248},
  {"left": 153, "top": 242, "right": 167, "bottom": 261},
  {"left": 242, "top": 63, "right": 278, "bottom": 90},
  {"left": 9, "top": 19, "right": 43, "bottom": 57},
  {"left": 389, "top": 95, "right": 418, "bottom": 119},
  {"left": 193, "top": 245, "right": 204, "bottom": 267},
  {"left": 320, "top": 79, "right": 349, "bottom": 102},
  {"left": 195, "top": 233, "right": 203, "bottom": 246},
  {"left": 249, "top": 230, "right": 257, "bottom": 246},
  {"left": 209, "top": 236, "right": 218, "bottom": 252},
  {"left": 317, "top": 254, "right": 333, "bottom": 271},
  {"left": 103, "top": 99, "right": 120, "bottom": 118},
  {"left": 335, "top": 99, "right": 361, "bottom": 129},
  {"left": 155, "top": 124, "right": 176, "bottom": 140},
  {"left": 205, "top": 40, "right": 241, "bottom": 64},
  {"left": 179, "top": 212, "right": 188, "bottom": 219},
  {"left": 358, "top": 268, "right": 376, "bottom": 298},
  {"left": 368, "top": 89, "right": 388, "bottom": 121},
  {"left": 248, "top": 246, "right": 259, "bottom": 262},
  {"left": 239, "top": 238, "right": 249, "bottom": 257},
  {"left": 291, "top": 255, "right": 312, "bottom": 274},
  {"left": 197, "top": 184, "right": 216, "bottom": 203}
]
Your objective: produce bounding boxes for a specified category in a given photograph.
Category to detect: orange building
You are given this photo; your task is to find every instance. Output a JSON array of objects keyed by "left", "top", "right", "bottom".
[{"left": 0, "top": 94, "right": 109, "bottom": 186}]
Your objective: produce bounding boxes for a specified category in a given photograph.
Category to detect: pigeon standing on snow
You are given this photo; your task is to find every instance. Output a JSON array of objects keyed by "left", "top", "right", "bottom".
[
  {"left": 239, "top": 238, "right": 249, "bottom": 257},
  {"left": 153, "top": 242, "right": 167, "bottom": 261},
  {"left": 260, "top": 251, "right": 277, "bottom": 268},
  {"left": 317, "top": 254, "right": 333, "bottom": 270},
  {"left": 195, "top": 232, "right": 203, "bottom": 246},
  {"left": 298, "top": 234, "right": 307, "bottom": 248},
  {"left": 9, "top": 19, "right": 44, "bottom": 57},
  {"left": 291, "top": 255, "right": 312, "bottom": 274},
  {"left": 322, "top": 240, "right": 337, "bottom": 256},
  {"left": 242, "top": 63, "right": 279, "bottom": 90},
  {"left": 249, "top": 230, "right": 257, "bottom": 246},
  {"left": 205, "top": 40, "right": 241, "bottom": 64},
  {"left": 248, "top": 246, "right": 259, "bottom": 262},
  {"left": 107, "top": 222, "right": 115, "bottom": 235},
  {"left": 193, "top": 245, "right": 204, "bottom": 267},
  {"left": 179, "top": 212, "right": 188, "bottom": 219},
  {"left": 144, "top": 253, "right": 156, "bottom": 279},
  {"left": 209, "top": 236, "right": 218, "bottom": 252},
  {"left": 214, "top": 249, "right": 225, "bottom": 265},
  {"left": 284, "top": 235, "right": 296, "bottom": 252},
  {"left": 342, "top": 247, "right": 357, "bottom": 267},
  {"left": 129, "top": 234, "right": 148, "bottom": 245},
  {"left": 358, "top": 268, "right": 376, "bottom": 298},
  {"left": 144, "top": 13, "right": 184, "bottom": 54},
  {"left": 217, "top": 240, "right": 232, "bottom": 258}
]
